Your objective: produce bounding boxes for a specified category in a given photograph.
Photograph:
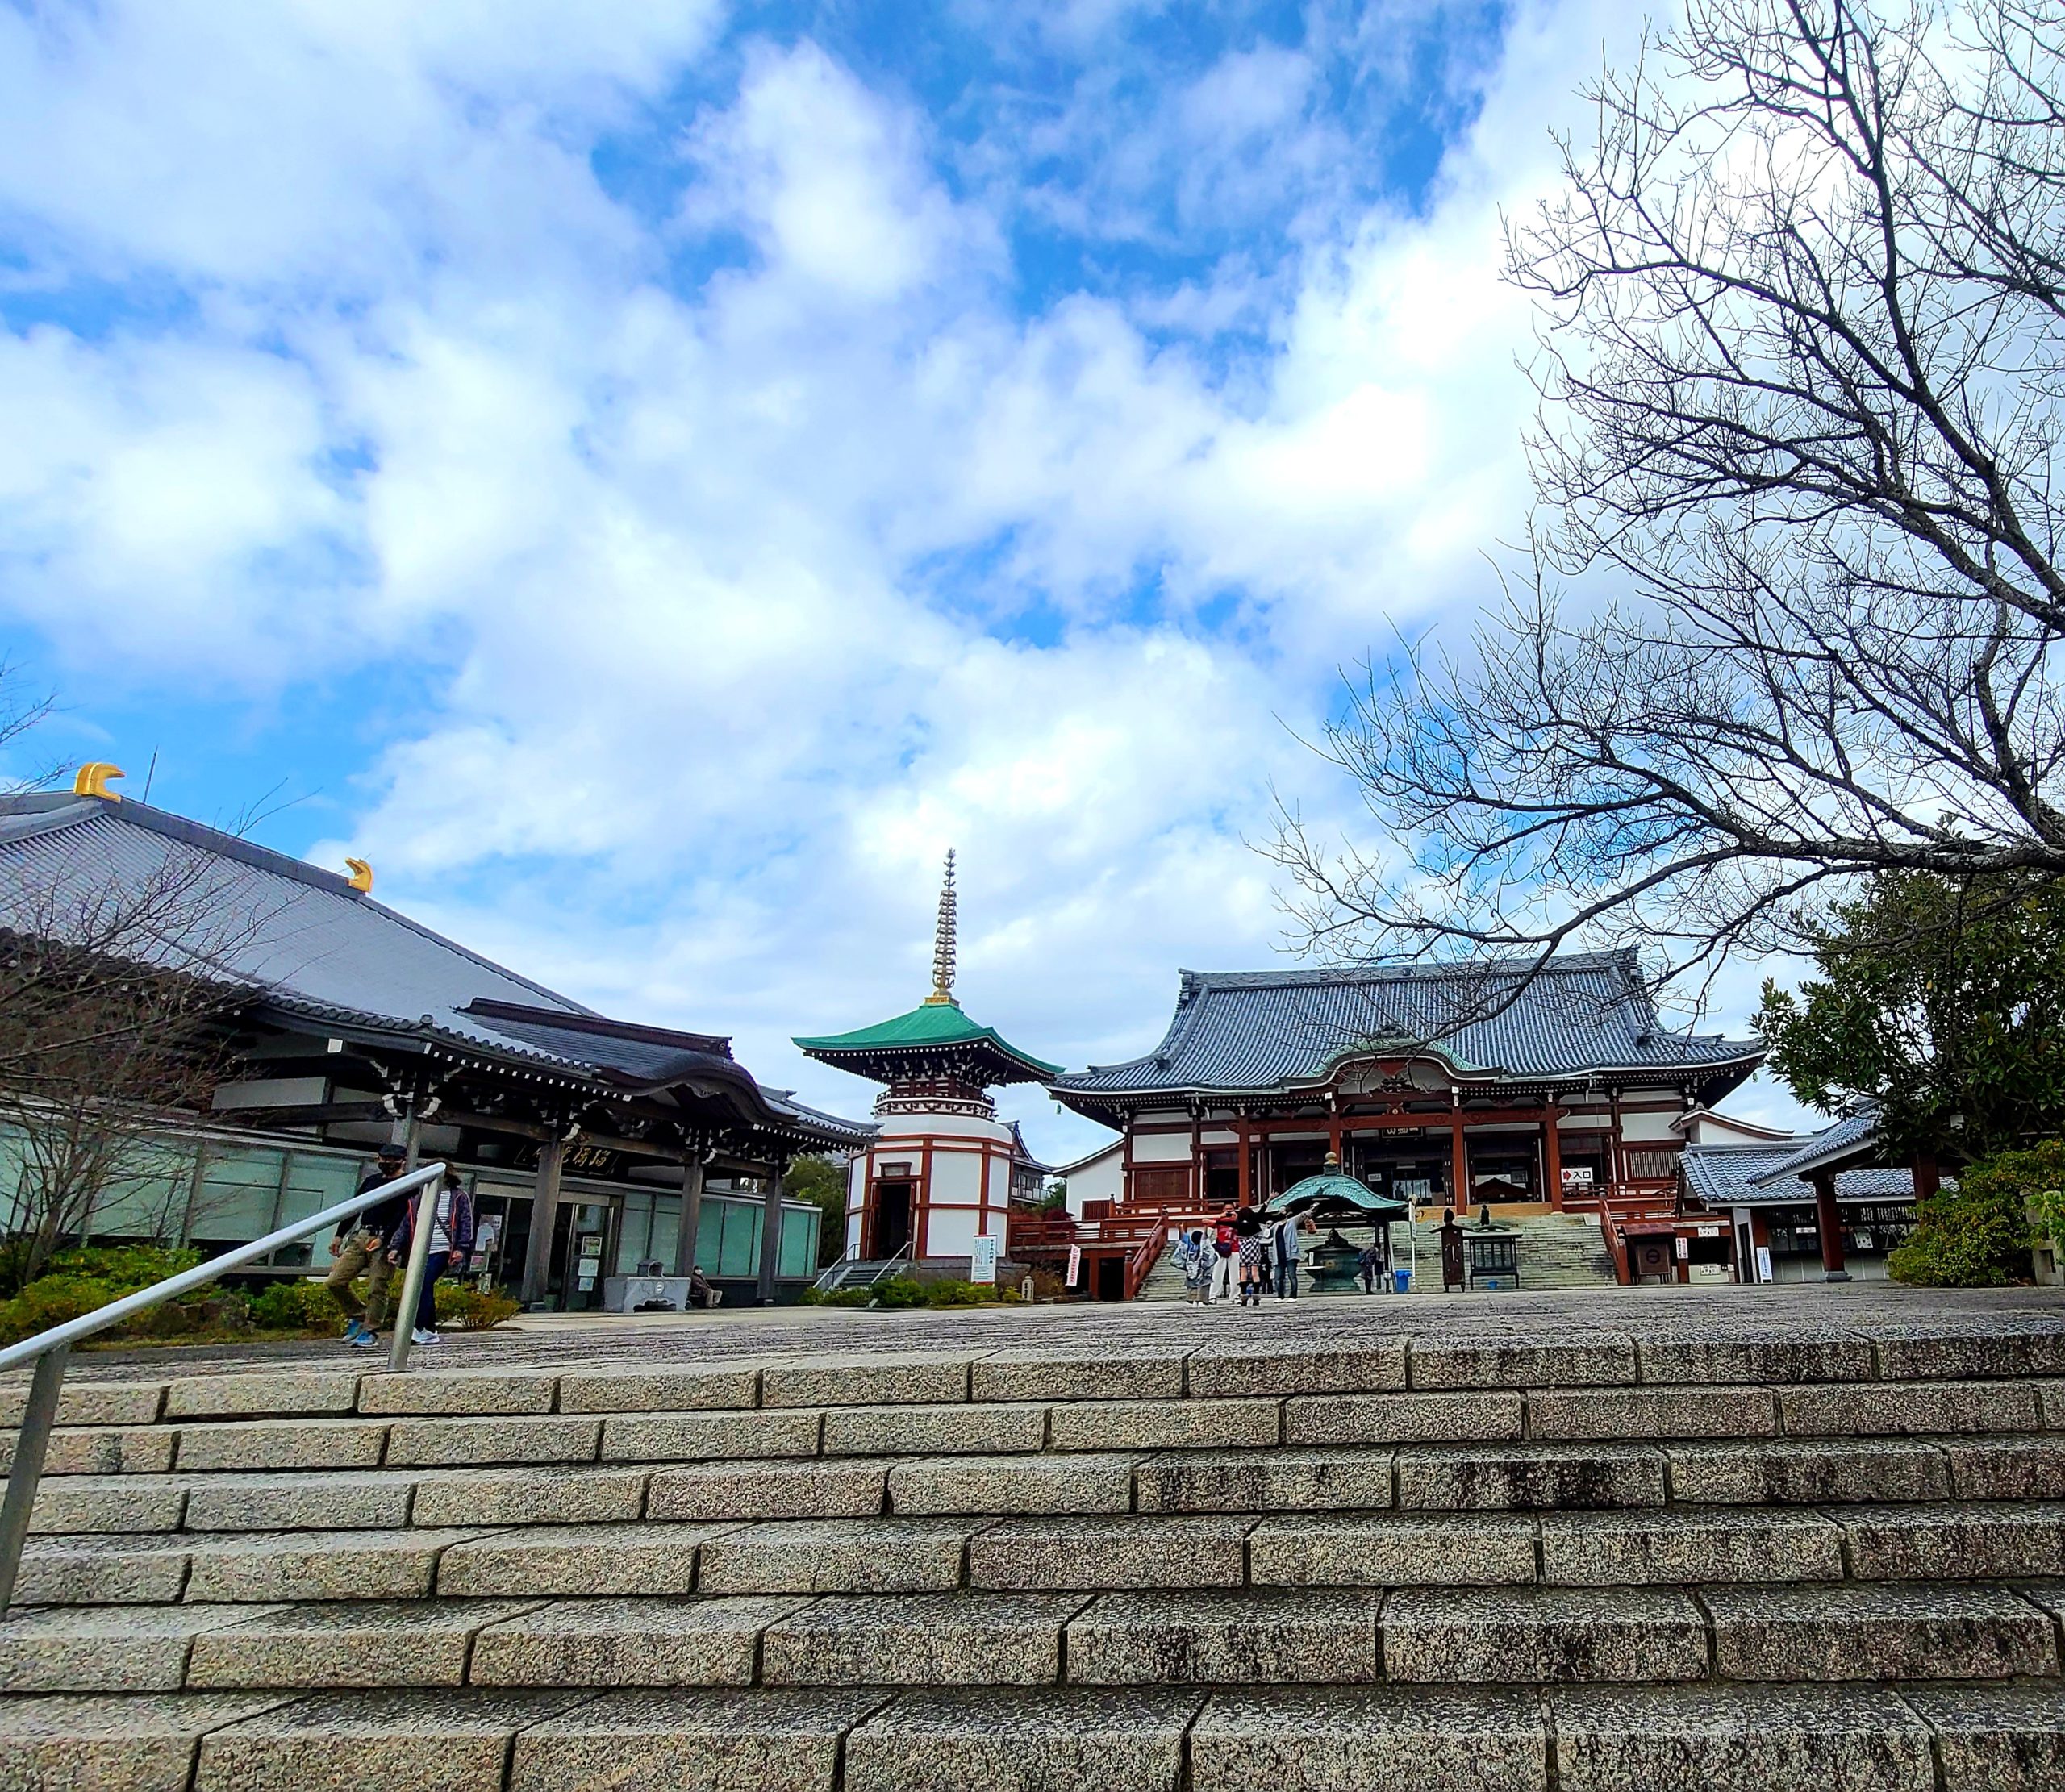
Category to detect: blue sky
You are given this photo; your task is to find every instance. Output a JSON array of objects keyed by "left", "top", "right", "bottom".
[{"left": 0, "top": 0, "right": 1810, "bottom": 1154}]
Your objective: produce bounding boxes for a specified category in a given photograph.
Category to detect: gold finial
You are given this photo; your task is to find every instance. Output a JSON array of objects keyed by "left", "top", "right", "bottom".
[
  {"left": 923, "top": 848, "right": 958, "bottom": 1006},
  {"left": 345, "top": 857, "right": 374, "bottom": 894},
  {"left": 72, "top": 763, "right": 123, "bottom": 801}
]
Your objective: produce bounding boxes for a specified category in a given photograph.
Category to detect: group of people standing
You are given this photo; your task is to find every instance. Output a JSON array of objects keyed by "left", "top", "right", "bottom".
[{"left": 1175, "top": 1205, "right": 1316, "bottom": 1305}]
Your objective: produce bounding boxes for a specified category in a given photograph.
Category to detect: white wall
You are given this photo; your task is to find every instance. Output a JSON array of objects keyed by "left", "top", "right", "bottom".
[{"left": 1063, "top": 1143, "right": 1124, "bottom": 1215}]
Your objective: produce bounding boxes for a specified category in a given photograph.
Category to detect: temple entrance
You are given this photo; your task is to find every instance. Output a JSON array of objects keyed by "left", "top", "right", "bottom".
[{"left": 871, "top": 1179, "right": 913, "bottom": 1258}]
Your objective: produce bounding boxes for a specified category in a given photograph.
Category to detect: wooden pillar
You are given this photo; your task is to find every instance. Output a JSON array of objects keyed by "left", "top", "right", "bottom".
[
  {"left": 1449, "top": 1113, "right": 1468, "bottom": 1212},
  {"left": 673, "top": 1152, "right": 706, "bottom": 1279},
  {"left": 1542, "top": 1105, "right": 1563, "bottom": 1210},
  {"left": 756, "top": 1153, "right": 789, "bottom": 1306},
  {"left": 1190, "top": 1111, "right": 1203, "bottom": 1208},
  {"left": 1236, "top": 1119, "right": 1251, "bottom": 1207},
  {"left": 521, "top": 1134, "right": 565, "bottom": 1307},
  {"left": 1813, "top": 1171, "right": 1850, "bottom": 1281},
  {"left": 1328, "top": 1111, "right": 1343, "bottom": 1165},
  {"left": 1913, "top": 1153, "right": 1942, "bottom": 1199}
]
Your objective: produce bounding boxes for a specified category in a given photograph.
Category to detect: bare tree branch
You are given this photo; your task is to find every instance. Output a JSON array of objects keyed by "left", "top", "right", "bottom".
[{"left": 1276, "top": 0, "right": 2065, "bottom": 1009}]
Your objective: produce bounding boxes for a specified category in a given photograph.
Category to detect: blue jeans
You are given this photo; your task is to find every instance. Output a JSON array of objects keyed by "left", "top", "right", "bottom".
[
  {"left": 1278, "top": 1261, "right": 1299, "bottom": 1298},
  {"left": 413, "top": 1252, "right": 450, "bottom": 1332}
]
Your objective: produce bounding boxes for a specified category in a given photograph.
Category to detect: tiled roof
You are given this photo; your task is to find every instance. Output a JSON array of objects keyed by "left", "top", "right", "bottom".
[
  {"left": 795, "top": 998, "right": 1061, "bottom": 1085},
  {"left": 1683, "top": 1136, "right": 1917, "bottom": 1207},
  {"left": 1051, "top": 950, "right": 1761, "bottom": 1105},
  {"left": 1751, "top": 1108, "right": 1882, "bottom": 1185},
  {"left": 0, "top": 795, "right": 869, "bottom": 1145}
]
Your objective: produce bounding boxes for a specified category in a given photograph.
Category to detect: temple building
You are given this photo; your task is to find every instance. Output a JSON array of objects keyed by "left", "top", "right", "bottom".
[
  {"left": 0, "top": 784, "right": 869, "bottom": 1308},
  {"left": 1047, "top": 952, "right": 1764, "bottom": 1223},
  {"left": 796, "top": 853, "right": 1059, "bottom": 1275}
]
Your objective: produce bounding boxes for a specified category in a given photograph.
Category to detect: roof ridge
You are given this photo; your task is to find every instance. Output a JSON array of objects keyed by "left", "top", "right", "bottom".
[{"left": 1178, "top": 951, "right": 1637, "bottom": 988}]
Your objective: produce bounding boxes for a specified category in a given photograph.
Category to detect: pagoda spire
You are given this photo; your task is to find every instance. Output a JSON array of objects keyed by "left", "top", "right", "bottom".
[{"left": 924, "top": 848, "right": 958, "bottom": 1006}]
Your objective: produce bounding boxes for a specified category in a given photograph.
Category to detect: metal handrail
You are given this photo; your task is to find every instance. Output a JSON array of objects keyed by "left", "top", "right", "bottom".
[{"left": 0, "top": 1159, "right": 448, "bottom": 1608}]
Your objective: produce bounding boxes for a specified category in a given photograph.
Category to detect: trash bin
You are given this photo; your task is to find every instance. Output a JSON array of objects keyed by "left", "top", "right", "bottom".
[{"left": 1392, "top": 1268, "right": 1411, "bottom": 1294}]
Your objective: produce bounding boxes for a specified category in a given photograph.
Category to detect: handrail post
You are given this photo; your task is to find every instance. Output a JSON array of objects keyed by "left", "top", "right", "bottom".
[
  {"left": 0, "top": 1344, "right": 69, "bottom": 1610},
  {"left": 386, "top": 1178, "right": 444, "bottom": 1374}
]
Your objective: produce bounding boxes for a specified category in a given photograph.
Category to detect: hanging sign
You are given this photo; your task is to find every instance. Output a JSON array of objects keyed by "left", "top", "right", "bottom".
[
  {"left": 970, "top": 1236, "right": 999, "bottom": 1285},
  {"left": 1065, "top": 1245, "right": 1082, "bottom": 1287},
  {"left": 1562, "top": 1166, "right": 1595, "bottom": 1187}
]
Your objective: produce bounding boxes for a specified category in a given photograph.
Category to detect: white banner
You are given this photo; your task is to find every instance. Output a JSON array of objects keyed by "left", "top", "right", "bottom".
[{"left": 1066, "top": 1244, "right": 1082, "bottom": 1286}]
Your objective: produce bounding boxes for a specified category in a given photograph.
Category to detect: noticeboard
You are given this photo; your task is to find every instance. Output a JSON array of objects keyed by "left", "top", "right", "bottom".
[{"left": 970, "top": 1236, "right": 999, "bottom": 1285}]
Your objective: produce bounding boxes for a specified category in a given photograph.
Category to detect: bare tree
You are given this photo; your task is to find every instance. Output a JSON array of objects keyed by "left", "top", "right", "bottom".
[
  {"left": 1274, "top": 0, "right": 2065, "bottom": 1001},
  {"left": 0, "top": 848, "right": 258, "bottom": 1287},
  {"left": 0, "top": 661, "right": 57, "bottom": 794},
  {"left": 0, "top": 677, "right": 269, "bottom": 1286}
]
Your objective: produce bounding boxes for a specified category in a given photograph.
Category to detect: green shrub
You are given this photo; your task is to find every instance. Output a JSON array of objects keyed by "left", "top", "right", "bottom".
[
  {"left": 0, "top": 1245, "right": 230, "bottom": 1347},
  {"left": 434, "top": 1282, "right": 520, "bottom": 1331},
  {"left": 248, "top": 1279, "right": 340, "bottom": 1331},
  {"left": 799, "top": 1286, "right": 870, "bottom": 1307},
  {"left": 1888, "top": 1141, "right": 2065, "bottom": 1286}
]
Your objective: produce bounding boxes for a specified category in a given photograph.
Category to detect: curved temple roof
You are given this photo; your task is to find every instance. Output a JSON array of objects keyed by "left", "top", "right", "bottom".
[
  {"left": 795, "top": 998, "right": 1062, "bottom": 1086},
  {"left": 0, "top": 794, "right": 870, "bottom": 1148},
  {"left": 1051, "top": 951, "right": 1761, "bottom": 1117}
]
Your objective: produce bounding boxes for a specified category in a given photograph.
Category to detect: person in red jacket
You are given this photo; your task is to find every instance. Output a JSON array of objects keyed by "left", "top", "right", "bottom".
[{"left": 386, "top": 1169, "right": 474, "bottom": 1346}]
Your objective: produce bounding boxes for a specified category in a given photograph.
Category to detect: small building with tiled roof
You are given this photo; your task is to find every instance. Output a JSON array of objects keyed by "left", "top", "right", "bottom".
[
  {"left": 1679, "top": 1112, "right": 1924, "bottom": 1285},
  {"left": 1049, "top": 951, "right": 1764, "bottom": 1229},
  {"left": 0, "top": 783, "right": 869, "bottom": 1310}
]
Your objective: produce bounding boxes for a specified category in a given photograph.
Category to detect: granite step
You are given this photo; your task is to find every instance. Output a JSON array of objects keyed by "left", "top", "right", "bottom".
[
  {"left": 22, "top": 1498, "right": 2065, "bottom": 1607},
  {"left": 35, "top": 1436, "right": 2065, "bottom": 1540},
  {"left": 13, "top": 1371, "right": 2065, "bottom": 1486},
  {"left": 6, "top": 1679, "right": 2065, "bottom": 1790},
  {"left": 12, "top": 1321, "right": 2065, "bottom": 1439},
  {"left": 4, "top": 1581, "right": 2063, "bottom": 1695}
]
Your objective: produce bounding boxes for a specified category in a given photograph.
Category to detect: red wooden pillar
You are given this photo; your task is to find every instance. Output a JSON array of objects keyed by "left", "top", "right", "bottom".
[
  {"left": 1449, "top": 1113, "right": 1468, "bottom": 1213},
  {"left": 1190, "top": 1111, "right": 1203, "bottom": 1207},
  {"left": 1913, "top": 1153, "right": 1942, "bottom": 1199},
  {"left": 1543, "top": 1104, "right": 1564, "bottom": 1211},
  {"left": 1236, "top": 1119, "right": 1251, "bottom": 1208},
  {"left": 1813, "top": 1171, "right": 1850, "bottom": 1281}
]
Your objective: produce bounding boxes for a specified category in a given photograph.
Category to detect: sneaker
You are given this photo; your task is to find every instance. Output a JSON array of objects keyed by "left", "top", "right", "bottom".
[
  {"left": 349, "top": 1329, "right": 379, "bottom": 1348},
  {"left": 411, "top": 1328, "right": 442, "bottom": 1345},
  {"left": 340, "top": 1319, "right": 366, "bottom": 1344}
]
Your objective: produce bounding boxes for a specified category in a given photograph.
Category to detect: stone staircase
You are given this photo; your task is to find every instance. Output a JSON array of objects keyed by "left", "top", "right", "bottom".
[
  {"left": 9, "top": 1313, "right": 2065, "bottom": 1786},
  {"left": 1394, "top": 1211, "right": 1620, "bottom": 1292},
  {"left": 1135, "top": 1248, "right": 1193, "bottom": 1303}
]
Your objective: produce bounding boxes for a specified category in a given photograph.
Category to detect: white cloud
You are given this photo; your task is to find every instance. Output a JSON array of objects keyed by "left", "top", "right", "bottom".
[{"left": 0, "top": 0, "right": 1799, "bottom": 1163}]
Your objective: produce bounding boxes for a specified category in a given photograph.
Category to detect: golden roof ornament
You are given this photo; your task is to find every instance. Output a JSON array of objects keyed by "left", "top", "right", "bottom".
[{"left": 923, "top": 848, "right": 958, "bottom": 1006}]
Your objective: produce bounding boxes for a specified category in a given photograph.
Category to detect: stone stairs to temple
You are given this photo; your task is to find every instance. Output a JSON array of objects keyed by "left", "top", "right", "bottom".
[
  {"left": 1393, "top": 1212, "right": 1620, "bottom": 1293},
  {"left": 10, "top": 1315, "right": 2065, "bottom": 1787}
]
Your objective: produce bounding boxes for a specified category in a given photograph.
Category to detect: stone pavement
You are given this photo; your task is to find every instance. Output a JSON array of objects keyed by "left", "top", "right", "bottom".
[
  {"left": 44, "top": 1277, "right": 2065, "bottom": 1382},
  {"left": 5, "top": 1281, "right": 2065, "bottom": 1788}
]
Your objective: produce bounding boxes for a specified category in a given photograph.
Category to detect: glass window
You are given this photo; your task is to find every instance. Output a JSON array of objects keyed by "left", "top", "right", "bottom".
[
  {"left": 615, "top": 1190, "right": 654, "bottom": 1275},
  {"left": 190, "top": 1146, "right": 286, "bottom": 1243},
  {"left": 648, "top": 1201, "right": 679, "bottom": 1275},
  {"left": 267, "top": 1152, "right": 365, "bottom": 1265},
  {"left": 780, "top": 1206, "right": 819, "bottom": 1279},
  {"left": 715, "top": 1198, "right": 761, "bottom": 1278},
  {"left": 84, "top": 1139, "right": 195, "bottom": 1243}
]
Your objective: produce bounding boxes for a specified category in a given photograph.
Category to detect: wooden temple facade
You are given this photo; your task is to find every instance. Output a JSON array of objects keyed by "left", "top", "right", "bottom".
[{"left": 1049, "top": 955, "right": 1766, "bottom": 1232}]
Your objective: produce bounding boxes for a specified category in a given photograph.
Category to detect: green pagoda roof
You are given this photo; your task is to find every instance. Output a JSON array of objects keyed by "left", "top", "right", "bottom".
[
  {"left": 795, "top": 998, "right": 1062, "bottom": 1086},
  {"left": 796, "top": 852, "right": 1062, "bottom": 1090}
]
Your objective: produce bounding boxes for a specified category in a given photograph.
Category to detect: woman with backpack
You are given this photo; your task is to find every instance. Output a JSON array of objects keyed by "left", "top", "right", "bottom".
[{"left": 386, "top": 1168, "right": 474, "bottom": 1347}]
